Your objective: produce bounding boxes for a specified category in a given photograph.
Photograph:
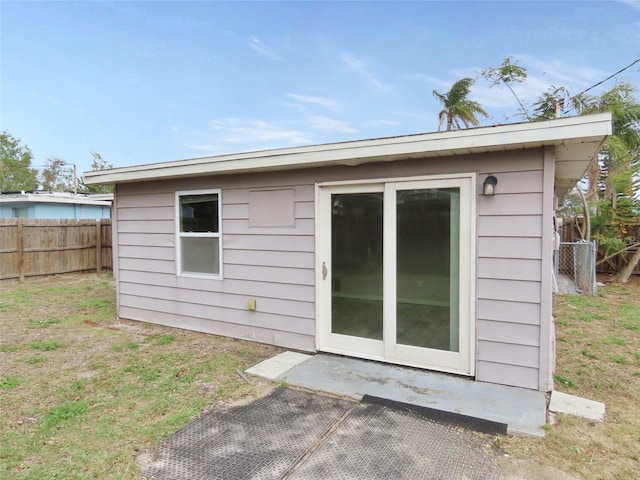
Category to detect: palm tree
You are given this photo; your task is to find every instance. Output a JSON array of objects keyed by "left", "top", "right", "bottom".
[
  {"left": 433, "top": 78, "right": 489, "bottom": 131},
  {"left": 573, "top": 82, "right": 640, "bottom": 205},
  {"left": 482, "top": 56, "right": 531, "bottom": 120},
  {"left": 574, "top": 82, "right": 640, "bottom": 283},
  {"left": 539, "top": 82, "right": 640, "bottom": 282}
]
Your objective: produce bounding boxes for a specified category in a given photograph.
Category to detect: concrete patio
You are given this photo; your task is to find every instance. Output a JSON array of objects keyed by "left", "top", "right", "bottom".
[{"left": 247, "top": 352, "right": 548, "bottom": 437}]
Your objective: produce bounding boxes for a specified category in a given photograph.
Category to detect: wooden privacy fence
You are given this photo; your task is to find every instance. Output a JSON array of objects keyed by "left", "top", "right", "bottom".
[{"left": 0, "top": 218, "right": 112, "bottom": 280}]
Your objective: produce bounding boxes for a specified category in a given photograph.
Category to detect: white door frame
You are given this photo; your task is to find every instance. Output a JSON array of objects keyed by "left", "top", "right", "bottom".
[{"left": 315, "top": 173, "right": 476, "bottom": 376}]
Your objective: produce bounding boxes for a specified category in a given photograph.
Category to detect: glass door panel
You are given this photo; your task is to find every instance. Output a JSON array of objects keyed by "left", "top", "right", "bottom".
[
  {"left": 395, "top": 188, "right": 460, "bottom": 352},
  {"left": 331, "top": 193, "right": 384, "bottom": 340}
]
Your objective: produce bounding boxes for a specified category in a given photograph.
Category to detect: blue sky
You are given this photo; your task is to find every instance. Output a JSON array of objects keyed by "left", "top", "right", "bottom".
[{"left": 2, "top": 1, "right": 639, "bottom": 177}]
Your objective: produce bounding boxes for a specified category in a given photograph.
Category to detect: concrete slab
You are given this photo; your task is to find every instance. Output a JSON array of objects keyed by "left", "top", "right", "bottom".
[
  {"left": 549, "top": 390, "right": 605, "bottom": 421},
  {"left": 276, "top": 353, "right": 547, "bottom": 437},
  {"left": 245, "top": 351, "right": 312, "bottom": 380}
]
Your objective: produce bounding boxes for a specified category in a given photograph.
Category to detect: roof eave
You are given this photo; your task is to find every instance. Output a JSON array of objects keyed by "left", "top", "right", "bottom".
[{"left": 84, "top": 113, "right": 613, "bottom": 185}]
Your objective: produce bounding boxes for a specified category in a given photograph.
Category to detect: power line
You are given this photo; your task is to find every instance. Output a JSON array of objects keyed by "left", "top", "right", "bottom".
[
  {"left": 562, "top": 57, "right": 640, "bottom": 115},
  {"left": 574, "top": 57, "right": 640, "bottom": 98}
]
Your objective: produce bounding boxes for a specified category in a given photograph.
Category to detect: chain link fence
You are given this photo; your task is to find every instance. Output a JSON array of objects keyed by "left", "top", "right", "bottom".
[{"left": 555, "top": 241, "right": 598, "bottom": 295}]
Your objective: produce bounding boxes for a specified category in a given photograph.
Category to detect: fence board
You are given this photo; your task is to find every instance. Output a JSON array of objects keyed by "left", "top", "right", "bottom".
[{"left": 0, "top": 219, "right": 112, "bottom": 280}]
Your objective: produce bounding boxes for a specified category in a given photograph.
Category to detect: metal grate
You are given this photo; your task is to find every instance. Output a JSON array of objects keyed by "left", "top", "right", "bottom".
[
  {"left": 141, "top": 388, "right": 354, "bottom": 480},
  {"left": 289, "top": 402, "right": 502, "bottom": 480},
  {"left": 140, "top": 388, "right": 504, "bottom": 480},
  {"left": 556, "top": 241, "right": 598, "bottom": 295}
]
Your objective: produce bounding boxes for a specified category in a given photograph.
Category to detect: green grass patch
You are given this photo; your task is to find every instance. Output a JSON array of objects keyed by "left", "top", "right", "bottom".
[
  {"left": 0, "top": 302, "right": 17, "bottom": 313},
  {"left": 25, "top": 355, "right": 47, "bottom": 365},
  {"left": 112, "top": 341, "right": 140, "bottom": 352},
  {"left": 43, "top": 400, "right": 90, "bottom": 428},
  {"left": 581, "top": 349, "right": 600, "bottom": 360},
  {"left": 554, "top": 374, "right": 577, "bottom": 388},
  {"left": 144, "top": 333, "right": 176, "bottom": 346},
  {"left": 617, "top": 303, "right": 640, "bottom": 329},
  {"left": 0, "top": 289, "right": 32, "bottom": 312},
  {"left": 77, "top": 298, "right": 112, "bottom": 309},
  {"left": 619, "top": 320, "right": 640, "bottom": 331},
  {"left": 88, "top": 358, "right": 110, "bottom": 370},
  {"left": 601, "top": 336, "right": 626, "bottom": 346},
  {"left": 0, "top": 344, "right": 21, "bottom": 352},
  {"left": 575, "top": 312, "right": 595, "bottom": 322},
  {"left": 610, "top": 354, "right": 629, "bottom": 365},
  {"left": 155, "top": 334, "right": 175, "bottom": 346},
  {"left": 568, "top": 296, "right": 599, "bottom": 308},
  {"left": 29, "top": 340, "right": 62, "bottom": 351},
  {"left": 0, "top": 376, "right": 21, "bottom": 390},
  {"left": 27, "top": 317, "right": 60, "bottom": 329},
  {"left": 123, "top": 363, "right": 163, "bottom": 382}
]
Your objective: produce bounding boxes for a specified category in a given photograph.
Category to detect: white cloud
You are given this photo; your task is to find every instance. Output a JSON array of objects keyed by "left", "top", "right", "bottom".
[
  {"left": 308, "top": 116, "right": 358, "bottom": 134},
  {"left": 516, "top": 55, "right": 607, "bottom": 89},
  {"left": 207, "top": 118, "right": 312, "bottom": 145},
  {"left": 618, "top": 0, "right": 640, "bottom": 10},
  {"left": 286, "top": 93, "right": 343, "bottom": 111},
  {"left": 341, "top": 54, "right": 364, "bottom": 70},
  {"left": 341, "top": 53, "right": 396, "bottom": 94},
  {"left": 185, "top": 114, "right": 362, "bottom": 156},
  {"left": 248, "top": 36, "right": 282, "bottom": 61}
]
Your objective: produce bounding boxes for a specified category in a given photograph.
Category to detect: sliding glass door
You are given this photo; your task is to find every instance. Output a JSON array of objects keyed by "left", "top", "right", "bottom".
[{"left": 317, "top": 176, "right": 474, "bottom": 375}]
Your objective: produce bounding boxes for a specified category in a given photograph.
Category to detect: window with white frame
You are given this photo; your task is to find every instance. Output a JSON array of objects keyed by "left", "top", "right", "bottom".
[{"left": 176, "top": 189, "right": 222, "bottom": 277}]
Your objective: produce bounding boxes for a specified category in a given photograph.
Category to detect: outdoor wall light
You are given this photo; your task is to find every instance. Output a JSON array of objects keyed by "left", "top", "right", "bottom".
[{"left": 482, "top": 175, "right": 498, "bottom": 196}]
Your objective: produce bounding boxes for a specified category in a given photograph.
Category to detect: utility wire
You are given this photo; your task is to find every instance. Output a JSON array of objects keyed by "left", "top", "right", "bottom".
[
  {"left": 574, "top": 57, "right": 640, "bottom": 98},
  {"left": 563, "top": 57, "right": 640, "bottom": 114}
]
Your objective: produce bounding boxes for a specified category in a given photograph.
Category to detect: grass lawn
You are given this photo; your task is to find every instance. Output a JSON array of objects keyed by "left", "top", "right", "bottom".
[
  {"left": 0, "top": 273, "right": 279, "bottom": 479},
  {"left": 1, "top": 272, "right": 638, "bottom": 479},
  {"left": 500, "top": 275, "right": 640, "bottom": 480}
]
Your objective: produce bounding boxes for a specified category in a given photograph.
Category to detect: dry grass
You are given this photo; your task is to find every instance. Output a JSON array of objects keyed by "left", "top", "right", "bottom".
[
  {"left": 1, "top": 272, "right": 638, "bottom": 479},
  {"left": 500, "top": 275, "right": 640, "bottom": 480},
  {"left": 0, "top": 273, "right": 279, "bottom": 479}
]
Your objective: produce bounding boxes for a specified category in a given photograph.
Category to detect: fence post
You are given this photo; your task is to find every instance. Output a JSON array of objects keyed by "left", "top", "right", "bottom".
[
  {"left": 17, "top": 218, "right": 24, "bottom": 281},
  {"left": 96, "top": 221, "right": 102, "bottom": 273}
]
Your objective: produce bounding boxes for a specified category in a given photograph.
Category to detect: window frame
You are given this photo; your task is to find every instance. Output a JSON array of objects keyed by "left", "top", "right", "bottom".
[{"left": 175, "top": 188, "right": 223, "bottom": 279}]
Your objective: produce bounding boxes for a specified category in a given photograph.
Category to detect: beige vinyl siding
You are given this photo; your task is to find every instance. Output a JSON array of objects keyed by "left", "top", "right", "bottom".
[
  {"left": 475, "top": 151, "right": 545, "bottom": 390},
  {"left": 115, "top": 178, "right": 316, "bottom": 351},
  {"left": 476, "top": 361, "right": 539, "bottom": 390},
  {"left": 118, "top": 270, "right": 315, "bottom": 302},
  {"left": 113, "top": 148, "right": 551, "bottom": 389}
]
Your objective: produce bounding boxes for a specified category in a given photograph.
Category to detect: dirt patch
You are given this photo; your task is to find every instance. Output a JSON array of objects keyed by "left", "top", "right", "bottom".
[{"left": 500, "top": 458, "right": 581, "bottom": 480}]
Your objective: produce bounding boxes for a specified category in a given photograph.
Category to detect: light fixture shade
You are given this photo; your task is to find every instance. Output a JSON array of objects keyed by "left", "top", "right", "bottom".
[{"left": 483, "top": 175, "right": 498, "bottom": 196}]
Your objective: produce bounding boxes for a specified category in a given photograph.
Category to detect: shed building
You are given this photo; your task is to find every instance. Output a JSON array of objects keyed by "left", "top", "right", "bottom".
[{"left": 85, "top": 113, "right": 612, "bottom": 391}]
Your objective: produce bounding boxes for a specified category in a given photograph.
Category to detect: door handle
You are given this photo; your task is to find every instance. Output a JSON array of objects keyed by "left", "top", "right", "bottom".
[{"left": 322, "top": 262, "right": 328, "bottom": 280}]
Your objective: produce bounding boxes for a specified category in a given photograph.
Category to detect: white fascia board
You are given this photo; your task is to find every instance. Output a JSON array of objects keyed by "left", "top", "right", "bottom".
[{"left": 84, "top": 113, "right": 613, "bottom": 185}]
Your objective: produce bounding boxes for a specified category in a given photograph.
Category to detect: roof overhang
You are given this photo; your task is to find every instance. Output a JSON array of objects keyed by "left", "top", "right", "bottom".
[{"left": 85, "top": 113, "right": 612, "bottom": 198}]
